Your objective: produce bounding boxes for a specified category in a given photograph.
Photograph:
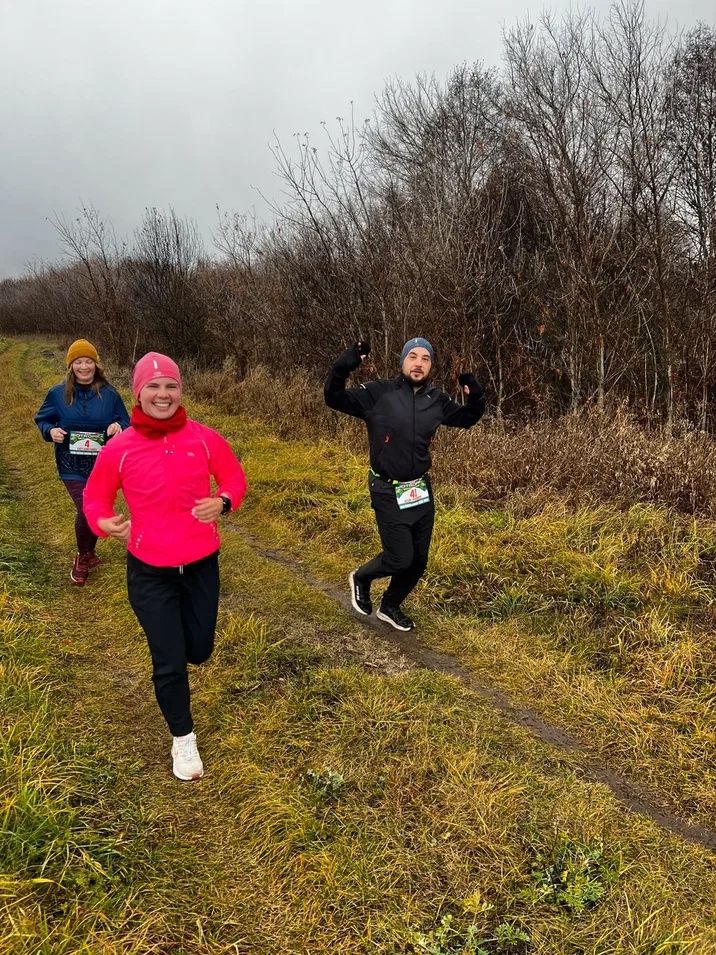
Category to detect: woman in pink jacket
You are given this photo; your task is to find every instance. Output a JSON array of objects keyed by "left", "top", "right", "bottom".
[{"left": 83, "top": 352, "right": 247, "bottom": 781}]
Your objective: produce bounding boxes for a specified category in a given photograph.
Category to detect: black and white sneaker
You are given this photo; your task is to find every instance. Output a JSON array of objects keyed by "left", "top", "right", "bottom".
[
  {"left": 377, "top": 603, "right": 414, "bottom": 631},
  {"left": 349, "top": 570, "right": 372, "bottom": 616}
]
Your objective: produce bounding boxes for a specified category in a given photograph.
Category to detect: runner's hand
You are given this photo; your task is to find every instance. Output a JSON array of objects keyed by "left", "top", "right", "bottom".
[
  {"left": 192, "top": 497, "right": 224, "bottom": 522},
  {"left": 50, "top": 427, "right": 67, "bottom": 443},
  {"left": 339, "top": 343, "right": 369, "bottom": 372},
  {"left": 107, "top": 422, "right": 122, "bottom": 437},
  {"left": 98, "top": 514, "right": 131, "bottom": 542},
  {"left": 356, "top": 340, "right": 371, "bottom": 361},
  {"left": 458, "top": 373, "right": 483, "bottom": 397}
]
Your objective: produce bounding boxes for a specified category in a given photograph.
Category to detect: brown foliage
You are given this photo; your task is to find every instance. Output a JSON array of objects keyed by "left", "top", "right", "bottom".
[
  {"left": 1, "top": 9, "right": 715, "bottom": 430},
  {"left": 432, "top": 407, "right": 716, "bottom": 516}
]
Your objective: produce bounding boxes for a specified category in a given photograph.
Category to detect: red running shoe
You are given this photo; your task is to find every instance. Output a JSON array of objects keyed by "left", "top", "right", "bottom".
[{"left": 70, "top": 552, "right": 90, "bottom": 586}]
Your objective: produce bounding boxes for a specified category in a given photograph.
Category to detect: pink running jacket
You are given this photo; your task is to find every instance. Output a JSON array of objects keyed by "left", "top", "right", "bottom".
[{"left": 83, "top": 419, "right": 247, "bottom": 567}]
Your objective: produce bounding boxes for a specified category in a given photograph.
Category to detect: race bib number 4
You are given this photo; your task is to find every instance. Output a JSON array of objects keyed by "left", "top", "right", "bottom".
[
  {"left": 69, "top": 431, "right": 105, "bottom": 455},
  {"left": 394, "top": 477, "right": 431, "bottom": 510}
]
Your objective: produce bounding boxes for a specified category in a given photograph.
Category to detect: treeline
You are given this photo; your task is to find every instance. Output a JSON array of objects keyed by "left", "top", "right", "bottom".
[{"left": 1, "top": 2, "right": 715, "bottom": 424}]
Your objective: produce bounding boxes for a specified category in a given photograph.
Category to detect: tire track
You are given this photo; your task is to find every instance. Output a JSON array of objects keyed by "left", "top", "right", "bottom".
[{"left": 234, "top": 526, "right": 716, "bottom": 856}]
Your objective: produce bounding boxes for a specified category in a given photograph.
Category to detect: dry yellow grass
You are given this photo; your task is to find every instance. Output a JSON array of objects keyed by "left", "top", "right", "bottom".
[
  {"left": 225, "top": 418, "right": 716, "bottom": 830},
  {"left": 0, "top": 337, "right": 715, "bottom": 954}
]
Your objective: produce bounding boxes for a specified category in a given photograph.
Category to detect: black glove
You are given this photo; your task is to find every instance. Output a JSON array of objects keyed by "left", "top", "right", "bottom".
[
  {"left": 458, "top": 372, "right": 484, "bottom": 398},
  {"left": 337, "top": 341, "right": 371, "bottom": 373}
]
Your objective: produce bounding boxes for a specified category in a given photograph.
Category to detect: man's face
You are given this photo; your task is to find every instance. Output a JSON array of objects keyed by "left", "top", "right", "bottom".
[{"left": 401, "top": 347, "right": 432, "bottom": 383}]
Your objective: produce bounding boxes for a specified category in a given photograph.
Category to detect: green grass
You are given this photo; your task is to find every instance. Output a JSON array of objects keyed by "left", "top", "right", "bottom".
[
  {"left": 0, "top": 461, "right": 169, "bottom": 953},
  {"left": 216, "top": 422, "right": 716, "bottom": 827},
  {"left": 0, "top": 337, "right": 715, "bottom": 953}
]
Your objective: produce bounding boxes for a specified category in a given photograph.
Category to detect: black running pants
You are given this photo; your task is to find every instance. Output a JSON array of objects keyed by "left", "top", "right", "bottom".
[
  {"left": 356, "top": 475, "right": 435, "bottom": 607},
  {"left": 126, "top": 550, "right": 220, "bottom": 736}
]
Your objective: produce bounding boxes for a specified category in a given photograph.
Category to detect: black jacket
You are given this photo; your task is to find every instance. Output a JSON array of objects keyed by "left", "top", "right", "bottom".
[{"left": 325, "top": 347, "right": 486, "bottom": 481}]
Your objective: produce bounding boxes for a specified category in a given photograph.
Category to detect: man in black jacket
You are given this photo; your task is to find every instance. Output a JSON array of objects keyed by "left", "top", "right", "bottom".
[{"left": 324, "top": 336, "right": 486, "bottom": 631}]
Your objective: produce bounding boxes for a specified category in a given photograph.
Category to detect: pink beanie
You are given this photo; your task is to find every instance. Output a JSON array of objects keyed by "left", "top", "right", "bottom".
[{"left": 132, "top": 352, "right": 182, "bottom": 400}]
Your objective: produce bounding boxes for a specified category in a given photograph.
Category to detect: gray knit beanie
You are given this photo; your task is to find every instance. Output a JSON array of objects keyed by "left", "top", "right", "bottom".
[{"left": 400, "top": 337, "right": 434, "bottom": 363}]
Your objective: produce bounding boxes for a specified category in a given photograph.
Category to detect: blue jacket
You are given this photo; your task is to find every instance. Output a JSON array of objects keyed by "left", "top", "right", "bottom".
[{"left": 35, "top": 382, "right": 130, "bottom": 482}]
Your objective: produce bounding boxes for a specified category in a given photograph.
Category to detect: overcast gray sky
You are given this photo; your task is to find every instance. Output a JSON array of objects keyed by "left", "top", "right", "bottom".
[{"left": 1, "top": 0, "right": 714, "bottom": 278}]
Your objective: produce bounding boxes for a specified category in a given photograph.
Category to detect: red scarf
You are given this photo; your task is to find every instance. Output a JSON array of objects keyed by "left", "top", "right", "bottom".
[{"left": 131, "top": 404, "right": 188, "bottom": 438}]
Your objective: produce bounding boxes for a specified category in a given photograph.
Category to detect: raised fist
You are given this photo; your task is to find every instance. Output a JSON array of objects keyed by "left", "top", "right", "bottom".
[
  {"left": 338, "top": 342, "right": 370, "bottom": 372},
  {"left": 458, "top": 372, "right": 483, "bottom": 397}
]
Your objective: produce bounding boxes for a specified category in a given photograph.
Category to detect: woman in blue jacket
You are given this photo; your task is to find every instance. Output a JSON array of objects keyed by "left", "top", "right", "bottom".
[{"left": 35, "top": 339, "right": 129, "bottom": 585}]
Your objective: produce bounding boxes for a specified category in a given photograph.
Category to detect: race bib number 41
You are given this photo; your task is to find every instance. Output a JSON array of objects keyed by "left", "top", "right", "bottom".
[
  {"left": 69, "top": 431, "right": 105, "bottom": 455},
  {"left": 394, "top": 477, "right": 431, "bottom": 510}
]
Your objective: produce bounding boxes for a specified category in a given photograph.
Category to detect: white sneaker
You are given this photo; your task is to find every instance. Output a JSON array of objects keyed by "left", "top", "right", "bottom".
[{"left": 171, "top": 731, "right": 204, "bottom": 781}]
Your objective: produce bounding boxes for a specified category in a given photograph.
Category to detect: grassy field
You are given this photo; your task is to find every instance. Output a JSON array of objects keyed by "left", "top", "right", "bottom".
[
  {"left": 0, "top": 337, "right": 714, "bottom": 954},
  {"left": 231, "top": 423, "right": 716, "bottom": 829}
]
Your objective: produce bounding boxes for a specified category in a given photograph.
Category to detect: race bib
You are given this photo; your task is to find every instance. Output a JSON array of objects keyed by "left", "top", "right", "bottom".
[
  {"left": 69, "top": 431, "right": 105, "bottom": 456},
  {"left": 394, "top": 477, "right": 431, "bottom": 510}
]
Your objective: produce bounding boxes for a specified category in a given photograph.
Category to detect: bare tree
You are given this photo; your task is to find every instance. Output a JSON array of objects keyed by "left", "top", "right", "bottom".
[
  {"left": 590, "top": 1, "right": 685, "bottom": 422},
  {"left": 127, "top": 208, "right": 210, "bottom": 361},
  {"left": 51, "top": 204, "right": 131, "bottom": 358},
  {"left": 669, "top": 25, "right": 716, "bottom": 426}
]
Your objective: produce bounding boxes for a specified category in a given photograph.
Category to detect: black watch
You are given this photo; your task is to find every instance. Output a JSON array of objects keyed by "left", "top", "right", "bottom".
[{"left": 220, "top": 495, "right": 231, "bottom": 515}]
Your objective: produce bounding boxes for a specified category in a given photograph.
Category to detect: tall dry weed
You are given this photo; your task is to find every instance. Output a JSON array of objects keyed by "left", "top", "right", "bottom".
[
  {"left": 432, "top": 408, "right": 716, "bottom": 516},
  {"left": 189, "top": 362, "right": 352, "bottom": 441}
]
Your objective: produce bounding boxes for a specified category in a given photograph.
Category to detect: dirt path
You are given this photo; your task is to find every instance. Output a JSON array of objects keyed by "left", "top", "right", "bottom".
[{"left": 236, "top": 522, "right": 716, "bottom": 855}]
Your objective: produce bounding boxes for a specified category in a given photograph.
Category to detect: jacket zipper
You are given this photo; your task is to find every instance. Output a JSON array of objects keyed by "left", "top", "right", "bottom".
[
  {"left": 411, "top": 387, "right": 416, "bottom": 477},
  {"left": 167, "top": 434, "right": 185, "bottom": 575}
]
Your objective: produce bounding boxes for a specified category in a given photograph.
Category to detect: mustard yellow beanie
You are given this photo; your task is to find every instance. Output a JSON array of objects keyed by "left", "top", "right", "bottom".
[{"left": 66, "top": 339, "right": 99, "bottom": 368}]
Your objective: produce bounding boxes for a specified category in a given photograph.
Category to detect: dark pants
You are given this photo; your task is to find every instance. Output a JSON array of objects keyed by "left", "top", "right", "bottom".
[
  {"left": 127, "top": 550, "right": 220, "bottom": 737},
  {"left": 62, "top": 479, "right": 98, "bottom": 554},
  {"left": 356, "top": 475, "right": 435, "bottom": 607}
]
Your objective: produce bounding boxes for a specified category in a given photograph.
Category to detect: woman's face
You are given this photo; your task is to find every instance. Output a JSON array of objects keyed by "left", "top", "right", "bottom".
[
  {"left": 138, "top": 377, "right": 182, "bottom": 419},
  {"left": 71, "top": 357, "right": 96, "bottom": 384}
]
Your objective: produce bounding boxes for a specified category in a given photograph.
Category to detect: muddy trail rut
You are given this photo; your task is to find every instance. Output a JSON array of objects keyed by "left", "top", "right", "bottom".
[{"left": 236, "top": 527, "right": 716, "bottom": 856}]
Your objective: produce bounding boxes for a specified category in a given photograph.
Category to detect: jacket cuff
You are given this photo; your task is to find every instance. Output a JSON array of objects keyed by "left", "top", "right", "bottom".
[{"left": 89, "top": 515, "right": 111, "bottom": 538}]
